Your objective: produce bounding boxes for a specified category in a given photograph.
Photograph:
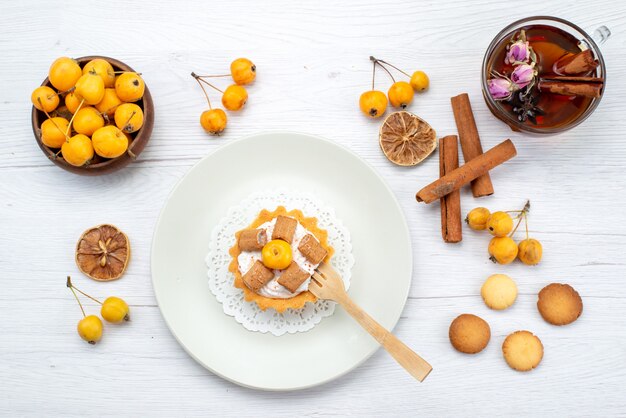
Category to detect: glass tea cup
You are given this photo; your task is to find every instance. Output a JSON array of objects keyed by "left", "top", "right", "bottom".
[{"left": 481, "top": 16, "right": 609, "bottom": 135}]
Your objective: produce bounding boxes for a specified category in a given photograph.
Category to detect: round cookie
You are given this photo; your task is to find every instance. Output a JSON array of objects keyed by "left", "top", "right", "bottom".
[
  {"left": 449, "top": 314, "right": 491, "bottom": 354},
  {"left": 481, "top": 274, "right": 518, "bottom": 310},
  {"left": 502, "top": 330, "right": 543, "bottom": 371},
  {"left": 537, "top": 283, "right": 583, "bottom": 325}
]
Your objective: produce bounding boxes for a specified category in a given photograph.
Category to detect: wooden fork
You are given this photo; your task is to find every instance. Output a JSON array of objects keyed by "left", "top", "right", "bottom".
[{"left": 309, "top": 262, "right": 433, "bottom": 382}]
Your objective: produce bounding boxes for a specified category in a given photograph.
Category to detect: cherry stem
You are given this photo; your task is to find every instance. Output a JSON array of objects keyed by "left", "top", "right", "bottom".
[
  {"left": 369, "top": 56, "right": 396, "bottom": 83},
  {"left": 121, "top": 110, "right": 137, "bottom": 132},
  {"left": 509, "top": 200, "right": 531, "bottom": 237},
  {"left": 65, "top": 99, "right": 85, "bottom": 140},
  {"left": 67, "top": 277, "right": 103, "bottom": 305},
  {"left": 524, "top": 212, "right": 529, "bottom": 240},
  {"left": 196, "top": 77, "right": 224, "bottom": 93},
  {"left": 66, "top": 276, "right": 86, "bottom": 317},
  {"left": 376, "top": 57, "right": 411, "bottom": 78},
  {"left": 191, "top": 72, "right": 212, "bottom": 109},
  {"left": 371, "top": 60, "right": 376, "bottom": 90},
  {"left": 194, "top": 74, "right": 230, "bottom": 78},
  {"left": 40, "top": 106, "right": 70, "bottom": 141}
]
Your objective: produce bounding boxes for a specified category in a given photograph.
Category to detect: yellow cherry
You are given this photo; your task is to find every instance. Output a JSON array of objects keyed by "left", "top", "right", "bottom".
[
  {"left": 488, "top": 236, "right": 518, "bottom": 264},
  {"left": 48, "top": 57, "right": 82, "bottom": 92},
  {"left": 262, "top": 240, "right": 293, "bottom": 270},
  {"left": 410, "top": 71, "right": 429, "bottom": 92},
  {"left": 65, "top": 91, "right": 82, "bottom": 114},
  {"left": 230, "top": 58, "right": 256, "bottom": 85},
  {"left": 465, "top": 207, "right": 491, "bottom": 231},
  {"left": 77, "top": 315, "right": 103, "bottom": 345},
  {"left": 31, "top": 86, "right": 59, "bottom": 112},
  {"left": 486, "top": 211, "right": 514, "bottom": 237},
  {"left": 114, "top": 103, "right": 144, "bottom": 133},
  {"left": 518, "top": 238, "right": 543, "bottom": 265},
  {"left": 73, "top": 107, "right": 104, "bottom": 136},
  {"left": 200, "top": 108, "right": 227, "bottom": 134},
  {"left": 83, "top": 58, "right": 115, "bottom": 88},
  {"left": 387, "top": 81, "right": 414, "bottom": 108},
  {"left": 359, "top": 90, "right": 387, "bottom": 118},
  {"left": 221, "top": 84, "right": 248, "bottom": 111},
  {"left": 40, "top": 117, "right": 69, "bottom": 148},
  {"left": 92, "top": 125, "right": 128, "bottom": 158},
  {"left": 100, "top": 296, "right": 130, "bottom": 323},
  {"left": 95, "top": 88, "right": 122, "bottom": 117},
  {"left": 75, "top": 73, "right": 105, "bottom": 105},
  {"left": 62, "top": 134, "right": 94, "bottom": 166},
  {"left": 115, "top": 72, "right": 145, "bottom": 102}
]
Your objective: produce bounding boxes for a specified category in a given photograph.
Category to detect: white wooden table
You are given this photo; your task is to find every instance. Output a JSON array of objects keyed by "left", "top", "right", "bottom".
[{"left": 2, "top": 0, "right": 625, "bottom": 416}]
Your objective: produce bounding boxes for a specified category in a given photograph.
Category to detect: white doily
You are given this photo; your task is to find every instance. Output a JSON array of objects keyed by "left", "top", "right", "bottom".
[{"left": 205, "top": 189, "right": 353, "bottom": 336}]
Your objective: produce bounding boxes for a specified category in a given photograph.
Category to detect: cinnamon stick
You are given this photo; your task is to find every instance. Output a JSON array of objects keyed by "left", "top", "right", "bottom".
[
  {"left": 439, "top": 135, "right": 462, "bottom": 243},
  {"left": 538, "top": 80, "right": 602, "bottom": 98},
  {"left": 416, "top": 139, "right": 517, "bottom": 204},
  {"left": 451, "top": 93, "right": 494, "bottom": 198},
  {"left": 553, "top": 49, "right": 599, "bottom": 75}
]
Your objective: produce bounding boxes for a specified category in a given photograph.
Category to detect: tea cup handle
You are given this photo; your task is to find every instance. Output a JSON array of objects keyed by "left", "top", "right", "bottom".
[{"left": 592, "top": 26, "right": 611, "bottom": 45}]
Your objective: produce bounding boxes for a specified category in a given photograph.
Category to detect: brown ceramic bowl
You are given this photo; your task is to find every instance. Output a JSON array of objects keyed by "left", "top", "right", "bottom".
[{"left": 31, "top": 56, "right": 154, "bottom": 175}]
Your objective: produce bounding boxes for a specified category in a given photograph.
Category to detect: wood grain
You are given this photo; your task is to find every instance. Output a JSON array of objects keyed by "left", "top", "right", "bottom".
[{"left": 1, "top": 0, "right": 626, "bottom": 416}]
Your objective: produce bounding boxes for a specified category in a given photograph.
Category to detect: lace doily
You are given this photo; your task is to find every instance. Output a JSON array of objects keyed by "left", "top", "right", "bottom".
[{"left": 205, "top": 189, "right": 354, "bottom": 336}]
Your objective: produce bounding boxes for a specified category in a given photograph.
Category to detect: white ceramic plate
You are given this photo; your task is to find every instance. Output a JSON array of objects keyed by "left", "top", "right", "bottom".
[{"left": 151, "top": 132, "right": 412, "bottom": 390}]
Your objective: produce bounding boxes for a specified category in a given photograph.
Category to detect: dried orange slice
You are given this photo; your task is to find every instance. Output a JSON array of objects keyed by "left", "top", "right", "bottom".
[
  {"left": 379, "top": 111, "right": 437, "bottom": 166},
  {"left": 76, "top": 224, "right": 130, "bottom": 281}
]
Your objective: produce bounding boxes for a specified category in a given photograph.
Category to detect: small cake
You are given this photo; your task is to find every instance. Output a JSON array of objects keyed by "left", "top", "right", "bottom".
[
  {"left": 537, "top": 283, "right": 583, "bottom": 326},
  {"left": 449, "top": 313, "right": 491, "bottom": 354},
  {"left": 502, "top": 330, "right": 543, "bottom": 372},
  {"left": 229, "top": 206, "right": 333, "bottom": 312},
  {"left": 481, "top": 274, "right": 518, "bottom": 310}
]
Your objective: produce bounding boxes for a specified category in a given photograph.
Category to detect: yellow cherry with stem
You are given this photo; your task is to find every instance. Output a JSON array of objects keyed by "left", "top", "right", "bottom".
[
  {"left": 40, "top": 117, "right": 70, "bottom": 148},
  {"left": 371, "top": 56, "right": 429, "bottom": 92},
  {"left": 67, "top": 276, "right": 130, "bottom": 323},
  {"left": 114, "top": 103, "right": 144, "bottom": 133},
  {"left": 513, "top": 205, "right": 542, "bottom": 265},
  {"left": 191, "top": 72, "right": 228, "bottom": 134},
  {"left": 62, "top": 134, "right": 94, "bottom": 166},
  {"left": 73, "top": 106, "right": 105, "bottom": 136},
  {"left": 370, "top": 57, "right": 414, "bottom": 109},
  {"left": 83, "top": 58, "right": 115, "bottom": 88},
  {"left": 95, "top": 88, "right": 122, "bottom": 118},
  {"left": 92, "top": 125, "right": 128, "bottom": 158},
  {"left": 49, "top": 57, "right": 82, "bottom": 92},
  {"left": 65, "top": 91, "right": 82, "bottom": 114},
  {"left": 192, "top": 73, "right": 248, "bottom": 111},
  {"left": 359, "top": 59, "right": 387, "bottom": 118},
  {"left": 67, "top": 276, "right": 103, "bottom": 345},
  {"left": 75, "top": 73, "right": 105, "bottom": 105},
  {"left": 31, "top": 86, "right": 60, "bottom": 112}
]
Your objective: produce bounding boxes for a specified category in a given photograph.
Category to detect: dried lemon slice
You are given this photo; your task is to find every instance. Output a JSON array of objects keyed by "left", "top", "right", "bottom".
[
  {"left": 76, "top": 224, "right": 130, "bottom": 281},
  {"left": 379, "top": 111, "right": 437, "bottom": 166}
]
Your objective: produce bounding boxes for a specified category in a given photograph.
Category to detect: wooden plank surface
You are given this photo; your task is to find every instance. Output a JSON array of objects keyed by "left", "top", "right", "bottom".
[{"left": 1, "top": 0, "right": 625, "bottom": 416}]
